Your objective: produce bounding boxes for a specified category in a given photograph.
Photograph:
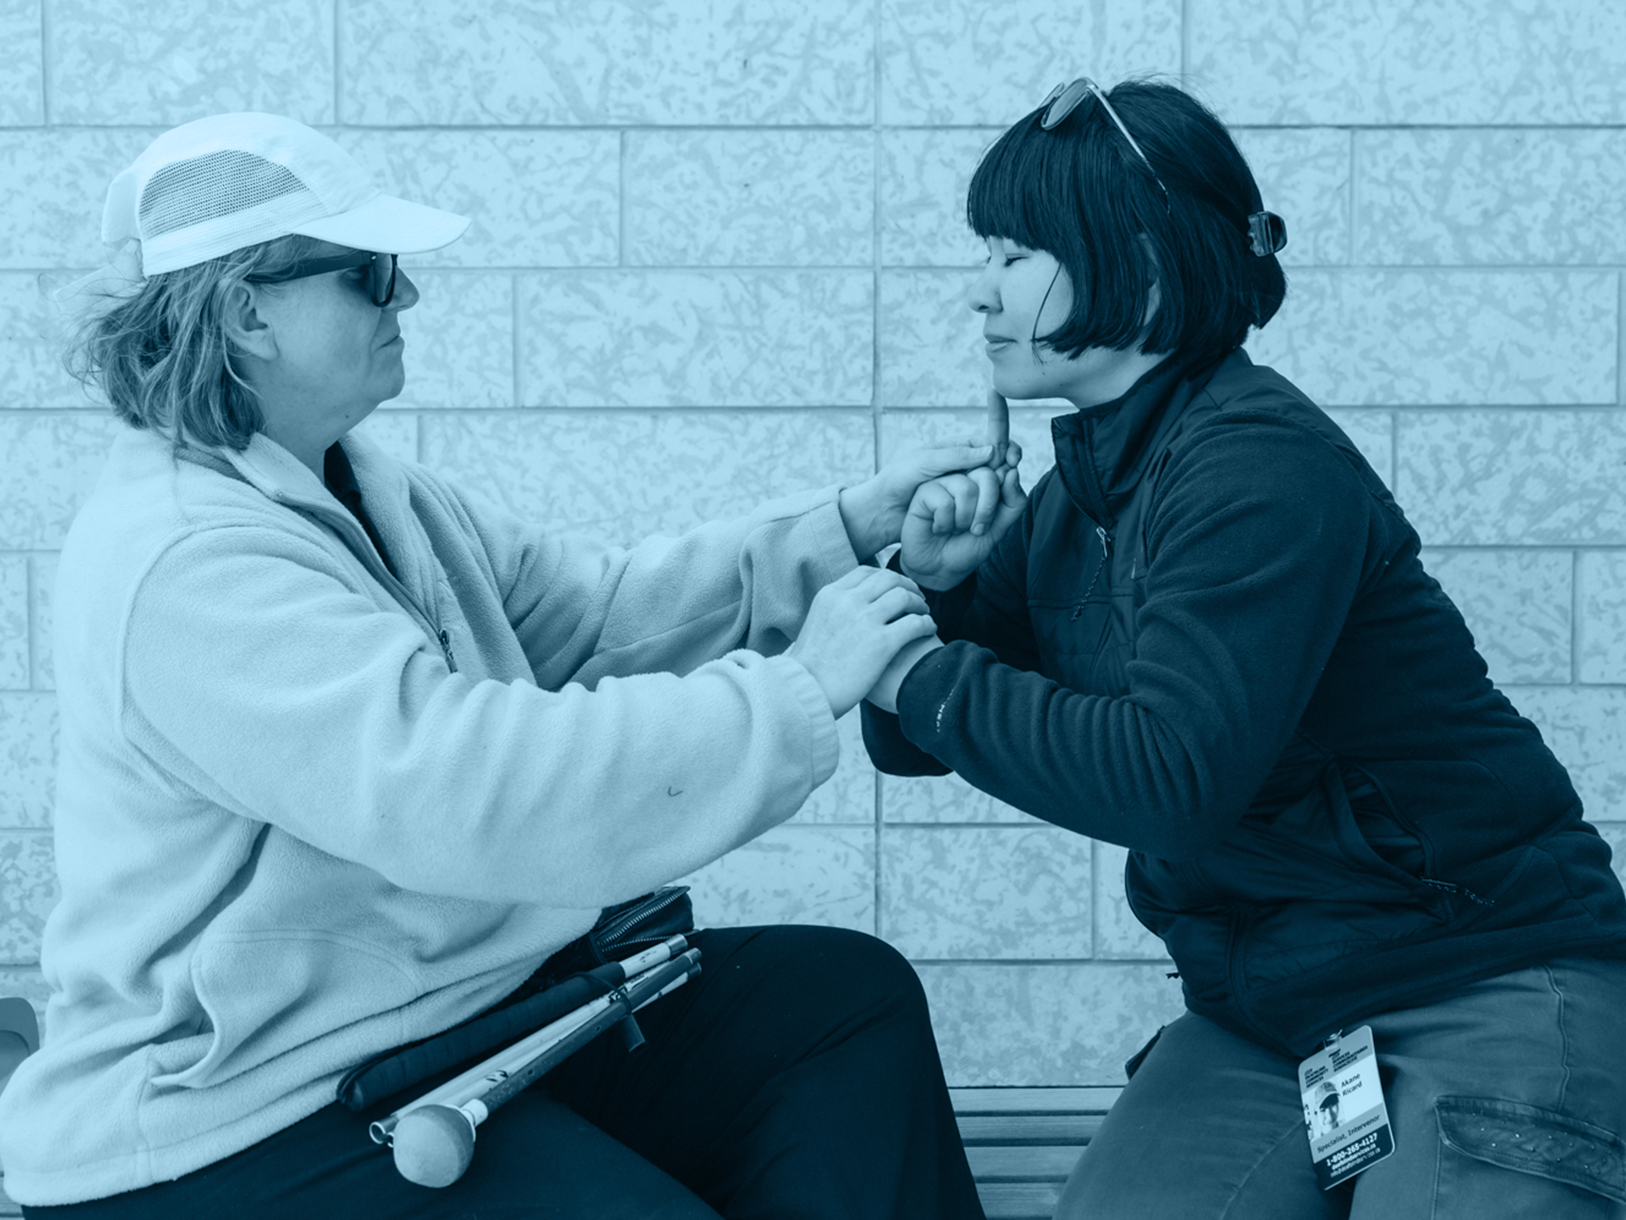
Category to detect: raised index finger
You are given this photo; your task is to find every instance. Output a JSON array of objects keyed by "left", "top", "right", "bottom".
[{"left": 985, "top": 389, "right": 1010, "bottom": 470}]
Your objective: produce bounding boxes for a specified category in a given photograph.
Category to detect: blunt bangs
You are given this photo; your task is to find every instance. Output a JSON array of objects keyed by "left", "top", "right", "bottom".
[{"left": 966, "top": 80, "right": 1287, "bottom": 361}]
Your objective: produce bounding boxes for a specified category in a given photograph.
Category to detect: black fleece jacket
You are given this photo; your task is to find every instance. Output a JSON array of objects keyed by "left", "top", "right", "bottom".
[{"left": 863, "top": 349, "right": 1626, "bottom": 1055}]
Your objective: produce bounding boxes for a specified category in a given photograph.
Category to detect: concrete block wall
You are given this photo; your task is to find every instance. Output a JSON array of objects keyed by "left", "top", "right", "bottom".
[{"left": 1, "top": 0, "right": 1624, "bottom": 1087}]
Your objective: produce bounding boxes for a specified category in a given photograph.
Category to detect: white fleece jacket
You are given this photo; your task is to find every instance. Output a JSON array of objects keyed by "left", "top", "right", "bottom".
[{"left": 0, "top": 426, "right": 853, "bottom": 1204}]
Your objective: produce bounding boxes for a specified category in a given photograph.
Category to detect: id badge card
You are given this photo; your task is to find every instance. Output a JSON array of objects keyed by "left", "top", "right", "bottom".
[{"left": 1297, "top": 1024, "right": 1395, "bottom": 1189}]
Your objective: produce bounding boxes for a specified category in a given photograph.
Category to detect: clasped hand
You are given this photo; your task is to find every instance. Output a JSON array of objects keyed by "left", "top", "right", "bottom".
[
  {"left": 897, "top": 390, "right": 1026, "bottom": 592},
  {"left": 796, "top": 391, "right": 1027, "bottom": 718}
]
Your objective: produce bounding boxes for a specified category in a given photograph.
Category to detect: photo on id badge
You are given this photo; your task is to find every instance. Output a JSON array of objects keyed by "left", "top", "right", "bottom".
[{"left": 1297, "top": 1025, "right": 1395, "bottom": 1190}]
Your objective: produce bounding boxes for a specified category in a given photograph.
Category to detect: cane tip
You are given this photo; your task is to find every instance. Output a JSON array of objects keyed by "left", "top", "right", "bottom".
[{"left": 392, "top": 1104, "right": 475, "bottom": 1188}]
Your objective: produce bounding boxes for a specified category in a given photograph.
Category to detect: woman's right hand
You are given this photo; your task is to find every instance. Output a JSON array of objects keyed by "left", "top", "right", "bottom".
[
  {"left": 787, "top": 567, "right": 938, "bottom": 719},
  {"left": 899, "top": 462, "right": 1026, "bottom": 591},
  {"left": 898, "top": 389, "right": 1027, "bottom": 590}
]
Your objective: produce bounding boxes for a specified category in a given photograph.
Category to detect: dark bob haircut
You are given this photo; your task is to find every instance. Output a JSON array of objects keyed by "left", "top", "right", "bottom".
[{"left": 967, "top": 79, "right": 1286, "bottom": 360}]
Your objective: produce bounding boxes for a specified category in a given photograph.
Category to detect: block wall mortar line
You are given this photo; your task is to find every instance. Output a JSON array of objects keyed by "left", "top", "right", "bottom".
[
  {"left": 24, "top": 552, "right": 36, "bottom": 691},
  {"left": 332, "top": 0, "right": 342, "bottom": 126},
  {"left": 870, "top": 0, "right": 883, "bottom": 466},
  {"left": 871, "top": 0, "right": 884, "bottom": 942},
  {"left": 1572, "top": 548, "right": 1582, "bottom": 685},
  {"left": 510, "top": 272, "right": 521, "bottom": 409},
  {"left": 37, "top": 0, "right": 49, "bottom": 126},
  {"left": 1388, "top": 409, "right": 1400, "bottom": 503},
  {"left": 873, "top": 818, "right": 885, "bottom": 941},
  {"left": 1617, "top": 270, "right": 1624, "bottom": 406},
  {"left": 1179, "top": 0, "right": 1190, "bottom": 83},
  {"left": 1089, "top": 837, "right": 1101, "bottom": 958},
  {"left": 909, "top": 956, "right": 1174, "bottom": 967},
  {"left": 1345, "top": 128, "right": 1357, "bottom": 267}
]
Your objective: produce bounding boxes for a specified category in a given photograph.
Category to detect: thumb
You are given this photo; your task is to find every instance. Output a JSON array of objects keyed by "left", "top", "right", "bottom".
[
  {"left": 906, "top": 443, "right": 996, "bottom": 480},
  {"left": 992, "top": 467, "right": 1027, "bottom": 529},
  {"left": 985, "top": 389, "right": 1010, "bottom": 466}
]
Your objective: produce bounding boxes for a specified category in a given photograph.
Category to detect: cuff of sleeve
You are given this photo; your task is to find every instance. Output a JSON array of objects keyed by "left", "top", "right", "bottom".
[
  {"left": 807, "top": 486, "right": 864, "bottom": 577},
  {"left": 894, "top": 639, "right": 974, "bottom": 737},
  {"left": 765, "top": 651, "right": 842, "bottom": 788}
]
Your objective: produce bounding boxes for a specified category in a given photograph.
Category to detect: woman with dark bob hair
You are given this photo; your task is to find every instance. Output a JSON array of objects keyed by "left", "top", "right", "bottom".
[
  {"left": 0, "top": 113, "right": 995, "bottom": 1219},
  {"left": 865, "top": 78, "right": 1626, "bottom": 1217}
]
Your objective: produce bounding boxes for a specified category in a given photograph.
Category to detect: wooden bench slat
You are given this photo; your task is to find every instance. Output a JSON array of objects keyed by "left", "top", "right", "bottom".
[
  {"left": 957, "top": 1113, "right": 1103, "bottom": 1145},
  {"left": 976, "top": 1180, "right": 1065, "bottom": 1220},
  {"left": 966, "top": 1144, "right": 1083, "bottom": 1181},
  {"left": 950, "top": 1086, "right": 1122, "bottom": 1113}
]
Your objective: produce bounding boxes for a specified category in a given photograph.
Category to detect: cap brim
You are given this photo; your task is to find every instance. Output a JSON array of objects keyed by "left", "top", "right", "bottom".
[{"left": 291, "top": 192, "right": 470, "bottom": 255}]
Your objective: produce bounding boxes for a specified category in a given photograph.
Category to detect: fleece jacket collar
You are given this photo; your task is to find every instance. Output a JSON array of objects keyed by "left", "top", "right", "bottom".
[
  {"left": 184, "top": 431, "right": 452, "bottom": 668},
  {"left": 1047, "top": 348, "right": 1233, "bottom": 527}
]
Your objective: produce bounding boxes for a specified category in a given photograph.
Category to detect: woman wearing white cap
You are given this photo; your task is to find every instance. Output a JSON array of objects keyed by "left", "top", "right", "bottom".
[{"left": 0, "top": 113, "right": 1007, "bottom": 1218}]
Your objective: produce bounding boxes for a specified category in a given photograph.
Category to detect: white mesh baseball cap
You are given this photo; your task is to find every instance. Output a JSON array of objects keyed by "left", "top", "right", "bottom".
[{"left": 102, "top": 112, "right": 470, "bottom": 276}]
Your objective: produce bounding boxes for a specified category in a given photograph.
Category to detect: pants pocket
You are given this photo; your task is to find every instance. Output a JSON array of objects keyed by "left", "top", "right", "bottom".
[{"left": 1435, "top": 1096, "right": 1626, "bottom": 1205}]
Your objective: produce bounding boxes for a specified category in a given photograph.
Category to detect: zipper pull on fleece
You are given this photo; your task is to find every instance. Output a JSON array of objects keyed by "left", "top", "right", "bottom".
[{"left": 1072, "top": 526, "right": 1115, "bottom": 621}]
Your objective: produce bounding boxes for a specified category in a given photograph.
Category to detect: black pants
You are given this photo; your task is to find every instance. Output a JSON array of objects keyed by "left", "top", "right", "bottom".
[{"left": 28, "top": 926, "right": 984, "bottom": 1220}]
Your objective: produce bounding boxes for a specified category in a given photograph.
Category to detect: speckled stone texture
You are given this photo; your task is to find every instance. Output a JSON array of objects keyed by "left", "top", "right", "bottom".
[
  {"left": 519, "top": 271, "right": 873, "bottom": 407},
  {"left": 0, "top": 3, "right": 42, "bottom": 126},
  {"left": 0, "top": 829, "right": 55, "bottom": 964},
  {"left": 0, "top": 274, "right": 107, "bottom": 410},
  {"left": 1510, "top": 688, "right": 1626, "bottom": 822},
  {"left": 0, "top": 559, "right": 27, "bottom": 691},
  {"left": 1358, "top": 130, "right": 1626, "bottom": 266},
  {"left": 625, "top": 131, "right": 874, "bottom": 267},
  {"left": 0, "top": 415, "right": 121, "bottom": 550},
  {"left": 1397, "top": 412, "right": 1626, "bottom": 546},
  {"left": 27, "top": 555, "right": 55, "bottom": 692},
  {"left": 423, "top": 410, "right": 872, "bottom": 545},
  {"left": 880, "top": 129, "right": 1001, "bottom": 269},
  {"left": 1093, "top": 842, "right": 1171, "bottom": 961},
  {"left": 917, "top": 961, "right": 1186, "bottom": 1085},
  {"left": 881, "top": 772, "right": 1040, "bottom": 826},
  {"left": 1231, "top": 128, "right": 1351, "bottom": 267},
  {"left": 390, "top": 272, "right": 515, "bottom": 410},
  {"left": 1188, "top": 0, "right": 1626, "bottom": 125},
  {"left": 335, "top": 131, "right": 620, "bottom": 270},
  {"left": 1246, "top": 271, "right": 1618, "bottom": 407},
  {"left": 681, "top": 826, "right": 876, "bottom": 933},
  {"left": 1422, "top": 549, "right": 1573, "bottom": 685},
  {"left": 48, "top": 0, "right": 335, "bottom": 124},
  {"left": 1579, "top": 552, "right": 1626, "bottom": 684},
  {"left": 340, "top": 0, "right": 874, "bottom": 126},
  {"left": 0, "top": 696, "right": 54, "bottom": 828},
  {"left": 791, "top": 713, "right": 875, "bottom": 826},
  {"left": 880, "top": 0, "right": 1182, "bottom": 125},
  {"left": 3, "top": 0, "right": 1624, "bottom": 1089},
  {"left": 879, "top": 270, "right": 986, "bottom": 406},
  {"left": 0, "top": 130, "right": 157, "bottom": 270},
  {"left": 881, "top": 825, "right": 1092, "bottom": 960}
]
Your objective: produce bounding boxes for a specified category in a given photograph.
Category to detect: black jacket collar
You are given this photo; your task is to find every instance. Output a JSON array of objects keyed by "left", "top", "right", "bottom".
[{"left": 1048, "top": 347, "right": 1236, "bottom": 525}]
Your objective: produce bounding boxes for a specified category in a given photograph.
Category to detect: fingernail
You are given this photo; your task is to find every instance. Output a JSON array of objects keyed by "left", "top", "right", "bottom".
[{"left": 972, "top": 523, "right": 986, "bottom": 536}]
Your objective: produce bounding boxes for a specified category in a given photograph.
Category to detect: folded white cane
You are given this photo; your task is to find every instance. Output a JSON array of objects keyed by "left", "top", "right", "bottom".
[{"left": 385, "top": 946, "right": 701, "bottom": 1188}]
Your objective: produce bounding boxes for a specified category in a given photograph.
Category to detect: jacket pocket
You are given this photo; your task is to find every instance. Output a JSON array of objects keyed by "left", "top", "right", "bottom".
[
  {"left": 150, "top": 931, "right": 418, "bottom": 1091},
  {"left": 1436, "top": 1096, "right": 1626, "bottom": 1204}
]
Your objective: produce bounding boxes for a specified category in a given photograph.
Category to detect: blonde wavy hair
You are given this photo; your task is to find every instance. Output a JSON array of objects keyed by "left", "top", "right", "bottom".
[{"left": 65, "top": 234, "right": 318, "bottom": 451}]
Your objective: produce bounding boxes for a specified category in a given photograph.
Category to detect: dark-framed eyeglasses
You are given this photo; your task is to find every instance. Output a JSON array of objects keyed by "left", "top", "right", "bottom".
[
  {"left": 247, "top": 250, "right": 399, "bottom": 307},
  {"left": 1040, "top": 78, "right": 1172, "bottom": 216}
]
